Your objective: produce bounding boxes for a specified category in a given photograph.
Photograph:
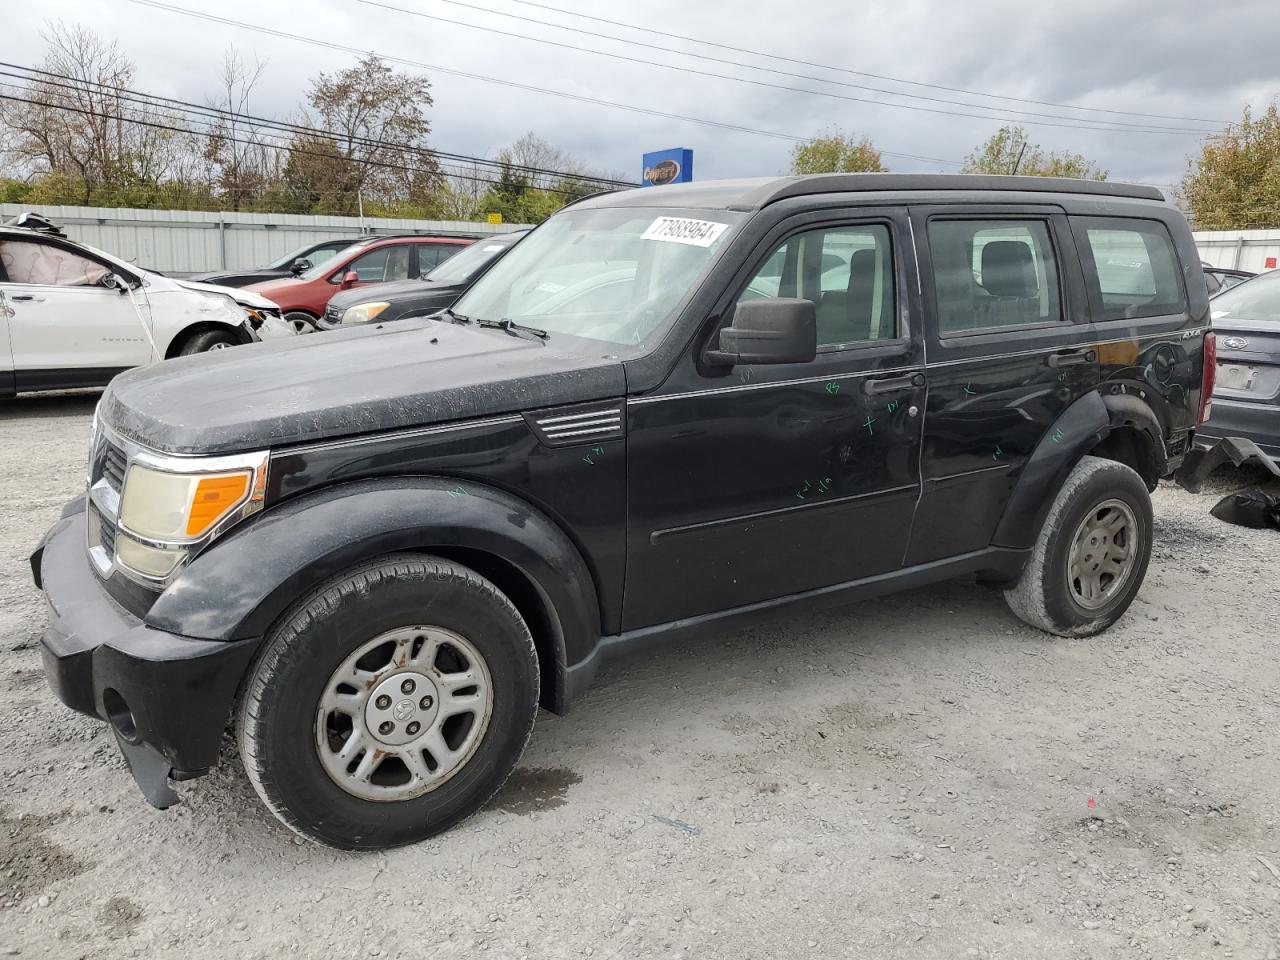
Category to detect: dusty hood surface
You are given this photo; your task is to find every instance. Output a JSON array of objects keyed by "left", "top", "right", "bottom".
[
  {"left": 99, "top": 316, "right": 625, "bottom": 455},
  {"left": 166, "top": 277, "right": 281, "bottom": 310}
]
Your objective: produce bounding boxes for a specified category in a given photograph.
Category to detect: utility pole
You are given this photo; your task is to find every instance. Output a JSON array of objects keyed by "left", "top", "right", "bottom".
[{"left": 357, "top": 190, "right": 365, "bottom": 232}]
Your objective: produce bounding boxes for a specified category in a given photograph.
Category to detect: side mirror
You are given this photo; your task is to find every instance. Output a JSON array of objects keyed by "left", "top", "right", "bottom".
[
  {"left": 341, "top": 270, "right": 360, "bottom": 287},
  {"left": 704, "top": 297, "right": 817, "bottom": 366},
  {"left": 290, "top": 258, "right": 311, "bottom": 275},
  {"left": 101, "top": 272, "right": 129, "bottom": 294}
]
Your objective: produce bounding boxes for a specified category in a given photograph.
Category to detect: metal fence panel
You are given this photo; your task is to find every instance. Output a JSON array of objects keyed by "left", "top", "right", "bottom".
[
  {"left": 1194, "top": 229, "right": 1280, "bottom": 274},
  {"left": 1, "top": 203, "right": 527, "bottom": 276}
]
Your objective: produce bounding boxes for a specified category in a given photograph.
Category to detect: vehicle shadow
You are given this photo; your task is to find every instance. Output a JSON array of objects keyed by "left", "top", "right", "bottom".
[{"left": 1, "top": 392, "right": 101, "bottom": 422}]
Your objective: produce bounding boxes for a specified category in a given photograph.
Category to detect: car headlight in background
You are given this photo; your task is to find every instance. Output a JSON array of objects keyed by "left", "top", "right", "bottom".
[
  {"left": 341, "top": 302, "right": 391, "bottom": 324},
  {"left": 109, "top": 450, "right": 269, "bottom": 581}
]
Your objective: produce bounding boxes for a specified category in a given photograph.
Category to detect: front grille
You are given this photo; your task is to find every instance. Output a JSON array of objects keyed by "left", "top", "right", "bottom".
[
  {"left": 325, "top": 305, "right": 341, "bottom": 322},
  {"left": 99, "top": 512, "right": 116, "bottom": 556},
  {"left": 101, "top": 443, "right": 126, "bottom": 491}
]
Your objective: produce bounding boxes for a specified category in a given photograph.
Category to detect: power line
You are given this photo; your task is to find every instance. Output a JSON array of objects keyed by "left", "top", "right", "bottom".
[
  {"left": 364, "top": 0, "right": 1220, "bottom": 135},
  {"left": 484, "top": 0, "right": 1231, "bottom": 127},
  {"left": 123, "top": 0, "right": 967, "bottom": 168},
  {"left": 1, "top": 61, "right": 634, "bottom": 189}
]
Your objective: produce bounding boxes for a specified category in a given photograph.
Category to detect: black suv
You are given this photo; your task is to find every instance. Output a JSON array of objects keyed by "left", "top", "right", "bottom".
[{"left": 33, "top": 174, "right": 1217, "bottom": 849}]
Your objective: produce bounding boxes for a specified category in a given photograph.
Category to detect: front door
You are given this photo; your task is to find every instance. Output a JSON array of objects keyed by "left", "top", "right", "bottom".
[
  {"left": 0, "top": 237, "right": 152, "bottom": 390},
  {"left": 624, "top": 210, "right": 926, "bottom": 630},
  {"left": 906, "top": 207, "right": 1099, "bottom": 564}
]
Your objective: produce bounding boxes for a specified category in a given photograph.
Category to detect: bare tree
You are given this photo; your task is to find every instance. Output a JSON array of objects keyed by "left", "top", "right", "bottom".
[
  {"left": 0, "top": 21, "right": 193, "bottom": 202},
  {"left": 203, "top": 50, "right": 274, "bottom": 210}
]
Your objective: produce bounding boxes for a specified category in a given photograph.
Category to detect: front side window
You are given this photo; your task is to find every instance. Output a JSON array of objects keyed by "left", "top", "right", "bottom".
[
  {"left": 736, "top": 223, "right": 896, "bottom": 347},
  {"left": 453, "top": 207, "right": 743, "bottom": 347},
  {"left": 0, "top": 240, "right": 110, "bottom": 286},
  {"left": 929, "top": 220, "right": 1062, "bottom": 335},
  {"left": 346, "top": 245, "right": 411, "bottom": 283},
  {"left": 1077, "top": 218, "right": 1187, "bottom": 321}
]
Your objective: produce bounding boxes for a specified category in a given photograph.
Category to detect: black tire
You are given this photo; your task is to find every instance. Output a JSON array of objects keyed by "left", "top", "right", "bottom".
[
  {"left": 237, "top": 555, "right": 539, "bottom": 849},
  {"left": 1004, "top": 456, "right": 1153, "bottom": 637},
  {"left": 178, "top": 329, "right": 240, "bottom": 355}
]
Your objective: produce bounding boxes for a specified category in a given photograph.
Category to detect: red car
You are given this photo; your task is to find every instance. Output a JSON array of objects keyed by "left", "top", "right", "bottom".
[{"left": 248, "top": 235, "right": 473, "bottom": 333}]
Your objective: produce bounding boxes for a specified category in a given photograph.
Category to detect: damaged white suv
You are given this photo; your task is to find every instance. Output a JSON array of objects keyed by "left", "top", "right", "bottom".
[{"left": 0, "top": 214, "right": 294, "bottom": 395}]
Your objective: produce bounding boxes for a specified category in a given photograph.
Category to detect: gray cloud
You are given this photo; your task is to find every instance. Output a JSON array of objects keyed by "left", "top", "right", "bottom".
[{"left": 3, "top": 0, "right": 1275, "bottom": 192}]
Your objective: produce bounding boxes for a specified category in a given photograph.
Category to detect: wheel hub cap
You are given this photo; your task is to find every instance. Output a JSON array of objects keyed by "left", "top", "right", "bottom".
[
  {"left": 315, "top": 626, "right": 493, "bottom": 802},
  {"left": 1067, "top": 498, "right": 1138, "bottom": 611}
]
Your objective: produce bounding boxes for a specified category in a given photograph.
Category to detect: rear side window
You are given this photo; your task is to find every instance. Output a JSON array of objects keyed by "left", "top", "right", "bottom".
[
  {"left": 928, "top": 220, "right": 1062, "bottom": 335},
  {"left": 1076, "top": 217, "right": 1187, "bottom": 321}
]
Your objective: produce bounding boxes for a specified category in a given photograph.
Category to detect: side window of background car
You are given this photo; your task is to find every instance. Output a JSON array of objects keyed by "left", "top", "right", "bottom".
[
  {"left": 348, "top": 246, "right": 411, "bottom": 283},
  {"left": 1076, "top": 218, "right": 1187, "bottom": 321},
  {"left": 736, "top": 223, "right": 896, "bottom": 348},
  {"left": 928, "top": 220, "right": 1062, "bottom": 335},
  {"left": 0, "top": 240, "right": 110, "bottom": 287}
]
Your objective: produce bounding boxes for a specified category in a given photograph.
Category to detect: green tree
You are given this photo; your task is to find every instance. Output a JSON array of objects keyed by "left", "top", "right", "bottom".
[
  {"left": 962, "top": 126, "right": 1107, "bottom": 180},
  {"left": 789, "top": 131, "right": 887, "bottom": 174},
  {"left": 1181, "top": 101, "right": 1280, "bottom": 229}
]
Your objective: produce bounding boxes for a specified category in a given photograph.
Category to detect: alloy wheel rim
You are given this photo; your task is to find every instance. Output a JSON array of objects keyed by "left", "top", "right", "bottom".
[
  {"left": 1067, "top": 498, "right": 1138, "bottom": 611},
  {"left": 207, "top": 341, "right": 231, "bottom": 350},
  {"left": 286, "top": 314, "right": 317, "bottom": 334},
  {"left": 315, "top": 626, "right": 493, "bottom": 802}
]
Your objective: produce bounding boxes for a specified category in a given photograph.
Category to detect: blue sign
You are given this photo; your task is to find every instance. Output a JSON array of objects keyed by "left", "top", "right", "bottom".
[{"left": 641, "top": 148, "right": 693, "bottom": 186}]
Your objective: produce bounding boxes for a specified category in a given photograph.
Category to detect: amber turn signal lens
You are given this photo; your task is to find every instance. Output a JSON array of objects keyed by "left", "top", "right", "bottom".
[{"left": 186, "top": 473, "right": 251, "bottom": 537}]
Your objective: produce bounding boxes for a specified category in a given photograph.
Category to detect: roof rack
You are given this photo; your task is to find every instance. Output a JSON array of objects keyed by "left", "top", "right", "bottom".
[{"left": 743, "top": 173, "right": 1165, "bottom": 210}]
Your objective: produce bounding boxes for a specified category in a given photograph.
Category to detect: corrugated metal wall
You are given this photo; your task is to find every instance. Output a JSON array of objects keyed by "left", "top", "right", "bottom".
[
  {"left": 1194, "top": 229, "right": 1280, "bottom": 273},
  {"left": 1, "top": 204, "right": 528, "bottom": 276}
]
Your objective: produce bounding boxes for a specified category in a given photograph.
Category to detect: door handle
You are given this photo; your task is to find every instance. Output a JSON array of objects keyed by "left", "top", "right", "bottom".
[
  {"left": 862, "top": 372, "right": 925, "bottom": 396},
  {"left": 1046, "top": 349, "right": 1096, "bottom": 368},
  {"left": 7, "top": 294, "right": 43, "bottom": 302}
]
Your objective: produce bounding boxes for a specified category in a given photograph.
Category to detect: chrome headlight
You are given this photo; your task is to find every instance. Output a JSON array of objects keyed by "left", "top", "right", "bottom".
[
  {"left": 341, "top": 301, "right": 391, "bottom": 324},
  {"left": 112, "top": 449, "right": 269, "bottom": 581}
]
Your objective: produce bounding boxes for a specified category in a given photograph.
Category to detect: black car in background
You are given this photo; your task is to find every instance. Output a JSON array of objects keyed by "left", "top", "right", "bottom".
[
  {"left": 318, "top": 230, "right": 528, "bottom": 329},
  {"left": 188, "top": 237, "right": 377, "bottom": 288},
  {"left": 1203, "top": 262, "right": 1256, "bottom": 297},
  {"left": 1198, "top": 269, "right": 1280, "bottom": 462}
]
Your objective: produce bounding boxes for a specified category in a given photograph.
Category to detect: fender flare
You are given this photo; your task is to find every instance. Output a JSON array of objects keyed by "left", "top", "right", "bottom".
[
  {"left": 991, "top": 392, "right": 1110, "bottom": 551},
  {"left": 146, "top": 477, "right": 602, "bottom": 709},
  {"left": 992, "top": 390, "right": 1170, "bottom": 552}
]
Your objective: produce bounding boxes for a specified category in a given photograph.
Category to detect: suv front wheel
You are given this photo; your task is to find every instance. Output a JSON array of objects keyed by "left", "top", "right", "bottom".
[
  {"left": 237, "top": 554, "right": 540, "bottom": 849},
  {"left": 1004, "top": 456, "right": 1153, "bottom": 637}
]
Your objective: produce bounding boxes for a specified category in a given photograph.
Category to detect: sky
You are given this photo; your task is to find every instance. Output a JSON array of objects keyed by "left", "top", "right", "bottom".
[{"left": 3, "top": 0, "right": 1278, "bottom": 192}]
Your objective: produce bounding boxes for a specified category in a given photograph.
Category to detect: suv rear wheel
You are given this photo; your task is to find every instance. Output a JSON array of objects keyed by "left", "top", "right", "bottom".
[
  {"left": 237, "top": 554, "right": 539, "bottom": 849},
  {"left": 1004, "top": 456, "right": 1153, "bottom": 637}
]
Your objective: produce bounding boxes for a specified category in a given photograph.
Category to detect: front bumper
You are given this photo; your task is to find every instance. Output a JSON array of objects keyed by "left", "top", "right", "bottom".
[{"left": 32, "top": 498, "right": 261, "bottom": 805}]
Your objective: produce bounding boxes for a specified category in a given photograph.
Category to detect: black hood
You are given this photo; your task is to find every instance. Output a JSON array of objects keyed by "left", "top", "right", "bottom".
[
  {"left": 186, "top": 268, "right": 290, "bottom": 288},
  {"left": 100, "top": 316, "right": 625, "bottom": 455},
  {"left": 326, "top": 278, "right": 455, "bottom": 313}
]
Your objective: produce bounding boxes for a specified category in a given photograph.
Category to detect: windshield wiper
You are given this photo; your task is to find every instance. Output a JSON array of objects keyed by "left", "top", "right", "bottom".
[
  {"left": 438, "top": 306, "right": 471, "bottom": 325},
  {"left": 476, "top": 318, "right": 549, "bottom": 340}
]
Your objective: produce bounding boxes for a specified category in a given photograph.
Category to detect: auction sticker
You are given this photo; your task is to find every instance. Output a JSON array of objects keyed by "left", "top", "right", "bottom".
[{"left": 641, "top": 217, "right": 729, "bottom": 247}]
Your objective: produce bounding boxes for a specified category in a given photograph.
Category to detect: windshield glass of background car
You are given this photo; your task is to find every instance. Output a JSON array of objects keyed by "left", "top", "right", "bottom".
[
  {"left": 426, "top": 237, "right": 515, "bottom": 284},
  {"left": 452, "top": 207, "right": 743, "bottom": 346},
  {"left": 1211, "top": 269, "right": 1280, "bottom": 323}
]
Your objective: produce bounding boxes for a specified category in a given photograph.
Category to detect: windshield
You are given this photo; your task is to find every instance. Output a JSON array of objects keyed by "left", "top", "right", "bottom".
[
  {"left": 268, "top": 243, "right": 322, "bottom": 271},
  {"left": 426, "top": 235, "right": 521, "bottom": 285},
  {"left": 1211, "top": 269, "right": 1280, "bottom": 324},
  {"left": 452, "top": 207, "right": 743, "bottom": 346},
  {"left": 299, "top": 241, "right": 371, "bottom": 280}
]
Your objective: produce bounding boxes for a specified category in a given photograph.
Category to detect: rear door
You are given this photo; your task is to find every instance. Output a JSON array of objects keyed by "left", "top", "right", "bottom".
[
  {"left": 624, "top": 207, "right": 926, "bottom": 629},
  {"left": 0, "top": 237, "right": 152, "bottom": 390},
  {"left": 907, "top": 206, "right": 1097, "bottom": 564}
]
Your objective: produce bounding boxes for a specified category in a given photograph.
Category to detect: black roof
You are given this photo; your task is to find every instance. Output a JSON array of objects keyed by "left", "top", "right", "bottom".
[{"left": 576, "top": 174, "right": 1166, "bottom": 212}]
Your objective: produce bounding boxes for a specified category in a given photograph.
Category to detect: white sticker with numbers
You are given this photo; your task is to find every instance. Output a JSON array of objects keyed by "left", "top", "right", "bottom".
[{"left": 640, "top": 216, "right": 730, "bottom": 247}]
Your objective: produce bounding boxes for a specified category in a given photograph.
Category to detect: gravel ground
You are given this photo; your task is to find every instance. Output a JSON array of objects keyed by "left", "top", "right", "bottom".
[{"left": 2, "top": 394, "right": 1279, "bottom": 960}]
